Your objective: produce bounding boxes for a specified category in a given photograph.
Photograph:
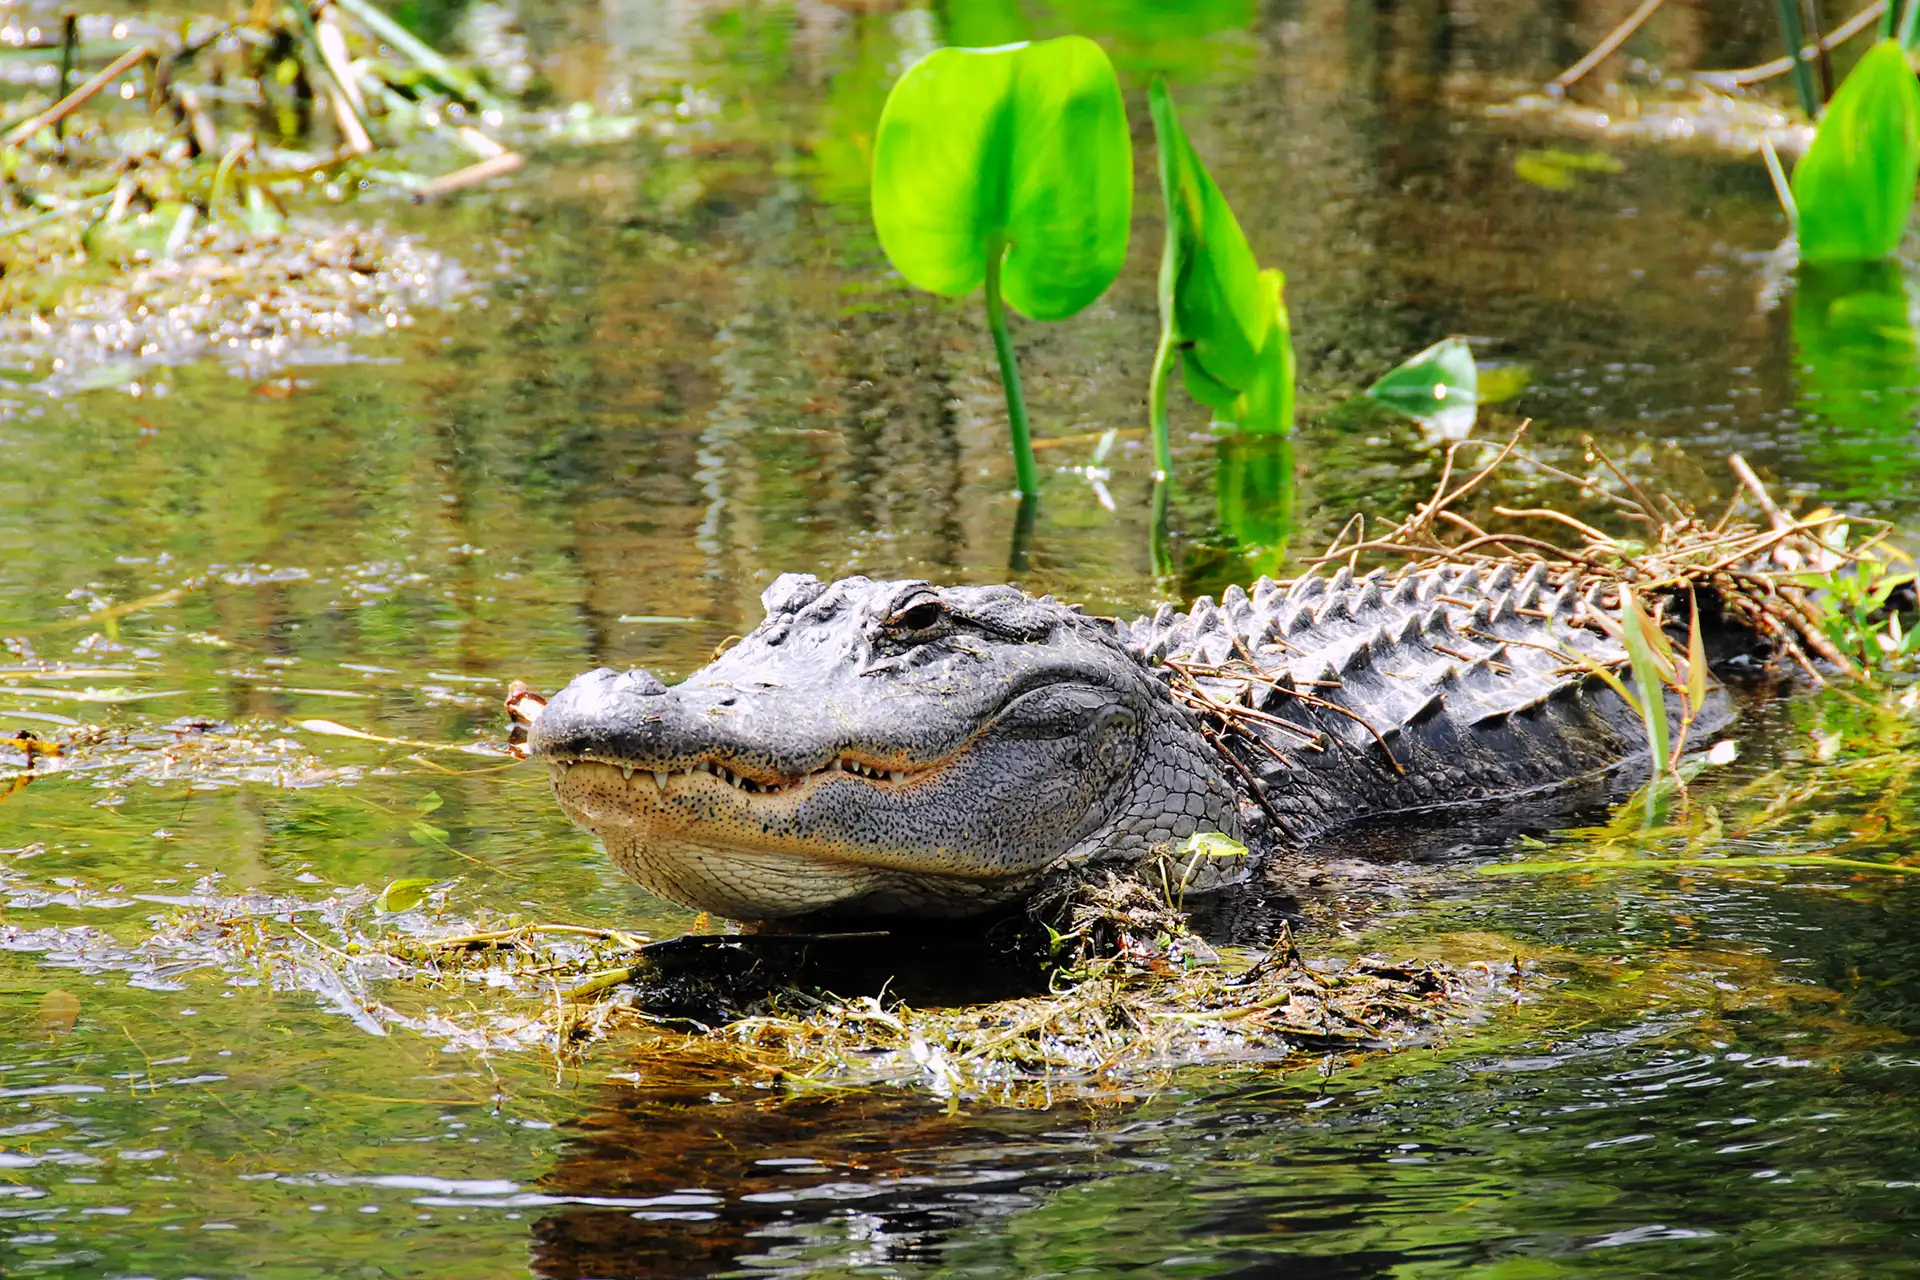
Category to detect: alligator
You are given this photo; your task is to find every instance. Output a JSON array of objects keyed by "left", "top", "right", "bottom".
[{"left": 521, "top": 562, "right": 1740, "bottom": 922}]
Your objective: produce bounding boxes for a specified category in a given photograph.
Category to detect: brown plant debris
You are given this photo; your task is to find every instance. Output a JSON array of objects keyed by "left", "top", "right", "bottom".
[{"left": 1299, "top": 425, "right": 1899, "bottom": 683}]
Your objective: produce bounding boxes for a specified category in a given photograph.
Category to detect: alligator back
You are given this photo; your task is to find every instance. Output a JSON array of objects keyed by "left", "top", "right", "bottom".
[{"left": 1121, "top": 562, "right": 1724, "bottom": 850}]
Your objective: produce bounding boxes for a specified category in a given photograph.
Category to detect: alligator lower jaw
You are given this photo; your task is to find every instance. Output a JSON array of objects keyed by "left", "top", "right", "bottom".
[{"left": 546, "top": 760, "right": 1029, "bottom": 920}]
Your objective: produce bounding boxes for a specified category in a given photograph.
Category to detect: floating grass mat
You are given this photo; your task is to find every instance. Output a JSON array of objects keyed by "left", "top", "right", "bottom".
[
  {"left": 0, "top": 866, "right": 1498, "bottom": 1104},
  {"left": 0, "top": 2, "right": 633, "bottom": 387}
]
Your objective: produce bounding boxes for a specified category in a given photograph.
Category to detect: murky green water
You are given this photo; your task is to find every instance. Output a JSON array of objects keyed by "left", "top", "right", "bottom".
[{"left": 3, "top": 2, "right": 1919, "bottom": 1275}]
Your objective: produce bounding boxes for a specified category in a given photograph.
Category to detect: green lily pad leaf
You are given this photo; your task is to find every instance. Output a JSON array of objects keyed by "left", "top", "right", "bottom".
[
  {"left": 1793, "top": 39, "right": 1920, "bottom": 264},
  {"left": 1181, "top": 346, "right": 1240, "bottom": 410},
  {"left": 376, "top": 877, "right": 439, "bottom": 914},
  {"left": 1217, "top": 269, "right": 1295, "bottom": 435},
  {"left": 1150, "top": 77, "right": 1269, "bottom": 397},
  {"left": 871, "top": 36, "right": 1132, "bottom": 321},
  {"left": 1366, "top": 336, "right": 1478, "bottom": 433}
]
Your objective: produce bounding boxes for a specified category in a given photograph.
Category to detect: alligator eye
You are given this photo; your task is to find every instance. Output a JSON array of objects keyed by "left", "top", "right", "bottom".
[{"left": 889, "top": 599, "right": 946, "bottom": 633}]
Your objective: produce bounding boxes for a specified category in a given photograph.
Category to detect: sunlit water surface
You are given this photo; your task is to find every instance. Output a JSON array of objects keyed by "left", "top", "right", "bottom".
[{"left": 2, "top": 2, "right": 1918, "bottom": 1276}]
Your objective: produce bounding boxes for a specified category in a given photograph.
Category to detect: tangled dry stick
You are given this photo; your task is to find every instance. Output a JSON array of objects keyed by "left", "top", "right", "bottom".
[{"left": 1299, "top": 424, "right": 1882, "bottom": 683}]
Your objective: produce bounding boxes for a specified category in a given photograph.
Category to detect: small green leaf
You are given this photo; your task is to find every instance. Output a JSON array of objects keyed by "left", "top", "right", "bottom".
[
  {"left": 1619, "top": 586, "right": 1673, "bottom": 775},
  {"left": 414, "top": 790, "right": 445, "bottom": 814},
  {"left": 1792, "top": 40, "right": 1920, "bottom": 263},
  {"left": 408, "top": 822, "right": 450, "bottom": 848},
  {"left": 1365, "top": 336, "right": 1478, "bottom": 427},
  {"left": 1175, "top": 831, "right": 1249, "bottom": 860},
  {"left": 1685, "top": 594, "right": 1709, "bottom": 716},
  {"left": 1149, "top": 77, "right": 1270, "bottom": 396},
  {"left": 1512, "top": 147, "right": 1623, "bottom": 192},
  {"left": 871, "top": 36, "right": 1132, "bottom": 321},
  {"left": 376, "top": 877, "right": 438, "bottom": 913}
]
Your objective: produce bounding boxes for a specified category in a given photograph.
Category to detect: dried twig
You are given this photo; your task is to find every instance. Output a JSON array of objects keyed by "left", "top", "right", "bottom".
[
  {"left": 412, "top": 152, "right": 526, "bottom": 201},
  {"left": 1552, "top": 0, "right": 1667, "bottom": 90},
  {"left": 3, "top": 45, "right": 153, "bottom": 146}
]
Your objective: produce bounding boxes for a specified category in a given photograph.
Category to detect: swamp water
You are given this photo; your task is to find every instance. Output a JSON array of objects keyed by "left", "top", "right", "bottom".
[{"left": 2, "top": 2, "right": 1919, "bottom": 1275}]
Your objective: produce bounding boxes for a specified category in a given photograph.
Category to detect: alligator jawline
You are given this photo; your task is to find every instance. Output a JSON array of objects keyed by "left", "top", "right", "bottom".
[{"left": 549, "top": 752, "right": 942, "bottom": 796}]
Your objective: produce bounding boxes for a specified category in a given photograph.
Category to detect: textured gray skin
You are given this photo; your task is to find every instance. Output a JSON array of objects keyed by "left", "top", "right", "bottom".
[{"left": 531, "top": 563, "right": 1720, "bottom": 921}]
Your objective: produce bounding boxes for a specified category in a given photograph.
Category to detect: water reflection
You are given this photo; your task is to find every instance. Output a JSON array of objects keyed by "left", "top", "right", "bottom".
[{"left": 1791, "top": 258, "right": 1920, "bottom": 501}]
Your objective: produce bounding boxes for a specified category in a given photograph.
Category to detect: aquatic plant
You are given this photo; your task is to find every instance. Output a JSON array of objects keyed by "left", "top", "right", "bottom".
[
  {"left": 1787, "top": 526, "right": 1920, "bottom": 667},
  {"left": 1365, "top": 336, "right": 1479, "bottom": 437},
  {"left": 1146, "top": 77, "right": 1293, "bottom": 480},
  {"left": 870, "top": 37, "right": 1132, "bottom": 500},
  {"left": 1791, "top": 38, "right": 1920, "bottom": 262}
]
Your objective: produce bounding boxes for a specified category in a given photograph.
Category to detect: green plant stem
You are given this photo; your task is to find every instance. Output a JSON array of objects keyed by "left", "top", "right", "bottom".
[
  {"left": 1772, "top": 0, "right": 1822, "bottom": 115},
  {"left": 54, "top": 15, "right": 76, "bottom": 142},
  {"left": 1148, "top": 322, "right": 1176, "bottom": 481},
  {"left": 1902, "top": 0, "right": 1920, "bottom": 47},
  {"left": 333, "top": 0, "right": 503, "bottom": 112},
  {"left": 1150, "top": 476, "right": 1174, "bottom": 582},
  {"left": 1008, "top": 494, "right": 1037, "bottom": 573},
  {"left": 983, "top": 245, "right": 1040, "bottom": 500}
]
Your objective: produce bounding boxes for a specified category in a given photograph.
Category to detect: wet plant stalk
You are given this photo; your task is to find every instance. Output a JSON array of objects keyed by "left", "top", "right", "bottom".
[
  {"left": 1148, "top": 323, "right": 1176, "bottom": 481},
  {"left": 1772, "top": 0, "right": 1822, "bottom": 115},
  {"left": 54, "top": 15, "right": 77, "bottom": 142},
  {"left": 1150, "top": 476, "right": 1175, "bottom": 581},
  {"left": 984, "top": 244, "right": 1040, "bottom": 500}
]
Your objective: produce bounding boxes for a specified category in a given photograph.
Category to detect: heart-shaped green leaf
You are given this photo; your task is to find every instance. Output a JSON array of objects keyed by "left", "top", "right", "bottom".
[
  {"left": 870, "top": 36, "right": 1132, "bottom": 321},
  {"left": 1150, "top": 77, "right": 1269, "bottom": 398},
  {"left": 1793, "top": 39, "right": 1920, "bottom": 264}
]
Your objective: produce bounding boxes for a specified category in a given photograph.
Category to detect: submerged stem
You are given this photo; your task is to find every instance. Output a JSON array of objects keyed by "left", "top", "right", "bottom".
[
  {"left": 1149, "top": 321, "right": 1176, "bottom": 481},
  {"left": 984, "top": 246, "right": 1040, "bottom": 500}
]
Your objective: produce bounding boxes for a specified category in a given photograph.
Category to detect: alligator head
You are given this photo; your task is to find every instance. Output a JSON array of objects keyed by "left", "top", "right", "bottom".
[{"left": 529, "top": 573, "right": 1245, "bottom": 920}]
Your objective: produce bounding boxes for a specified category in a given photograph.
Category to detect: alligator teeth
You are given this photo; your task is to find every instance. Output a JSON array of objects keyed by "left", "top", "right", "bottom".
[
  {"left": 621, "top": 765, "right": 634, "bottom": 781},
  {"left": 653, "top": 770, "right": 670, "bottom": 789}
]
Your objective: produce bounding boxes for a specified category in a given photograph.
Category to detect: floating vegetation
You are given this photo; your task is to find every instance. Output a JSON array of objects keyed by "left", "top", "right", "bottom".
[
  {"left": 0, "top": 217, "right": 467, "bottom": 392},
  {"left": 1488, "top": 87, "right": 1813, "bottom": 158},
  {"left": 0, "top": 857, "right": 1493, "bottom": 1104},
  {"left": 0, "top": 714, "right": 361, "bottom": 797},
  {"left": 0, "top": 2, "right": 637, "bottom": 386}
]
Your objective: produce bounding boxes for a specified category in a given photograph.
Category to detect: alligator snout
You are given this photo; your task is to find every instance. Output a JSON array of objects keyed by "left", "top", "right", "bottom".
[{"left": 527, "top": 663, "right": 862, "bottom": 785}]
